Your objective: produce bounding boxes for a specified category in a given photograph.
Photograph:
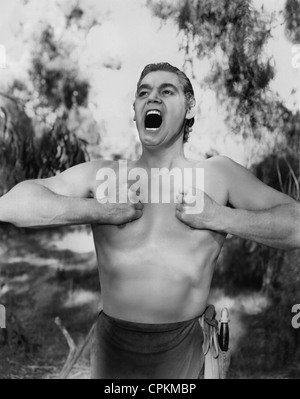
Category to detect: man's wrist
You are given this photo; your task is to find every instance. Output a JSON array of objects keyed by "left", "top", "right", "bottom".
[
  {"left": 59, "top": 197, "right": 104, "bottom": 226},
  {"left": 216, "top": 205, "right": 234, "bottom": 234},
  {"left": 84, "top": 198, "right": 106, "bottom": 225}
]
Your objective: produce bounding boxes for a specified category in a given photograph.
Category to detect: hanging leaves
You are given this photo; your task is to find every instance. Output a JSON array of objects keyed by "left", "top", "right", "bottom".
[
  {"left": 36, "top": 116, "right": 88, "bottom": 179},
  {"left": 148, "top": 0, "right": 275, "bottom": 138},
  {"left": 285, "top": 0, "right": 300, "bottom": 43},
  {"left": 0, "top": 95, "right": 38, "bottom": 195},
  {"left": 0, "top": 94, "right": 89, "bottom": 195}
]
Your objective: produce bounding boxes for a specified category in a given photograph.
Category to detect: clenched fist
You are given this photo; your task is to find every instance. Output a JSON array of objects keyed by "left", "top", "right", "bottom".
[
  {"left": 175, "top": 187, "right": 224, "bottom": 232},
  {"left": 96, "top": 183, "right": 144, "bottom": 226}
]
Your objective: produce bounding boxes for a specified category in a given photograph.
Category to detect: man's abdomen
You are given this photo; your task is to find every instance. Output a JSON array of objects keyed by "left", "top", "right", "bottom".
[{"left": 92, "top": 220, "right": 224, "bottom": 323}]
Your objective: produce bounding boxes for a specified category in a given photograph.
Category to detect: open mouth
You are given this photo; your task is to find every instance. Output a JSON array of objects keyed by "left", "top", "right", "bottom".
[{"left": 144, "top": 110, "right": 163, "bottom": 131}]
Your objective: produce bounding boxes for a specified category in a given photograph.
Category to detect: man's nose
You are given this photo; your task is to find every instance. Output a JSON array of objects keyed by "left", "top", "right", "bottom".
[{"left": 147, "top": 90, "right": 162, "bottom": 103}]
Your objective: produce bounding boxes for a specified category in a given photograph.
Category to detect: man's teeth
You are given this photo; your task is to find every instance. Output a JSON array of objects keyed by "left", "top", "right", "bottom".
[{"left": 146, "top": 110, "right": 161, "bottom": 116}]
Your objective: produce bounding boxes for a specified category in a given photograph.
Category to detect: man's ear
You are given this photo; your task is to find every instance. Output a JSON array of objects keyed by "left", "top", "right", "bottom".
[
  {"left": 186, "top": 105, "right": 196, "bottom": 120},
  {"left": 133, "top": 101, "right": 136, "bottom": 121}
]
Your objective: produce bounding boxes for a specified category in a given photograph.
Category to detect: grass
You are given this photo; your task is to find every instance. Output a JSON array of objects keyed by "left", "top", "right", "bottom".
[{"left": 0, "top": 225, "right": 100, "bottom": 379}]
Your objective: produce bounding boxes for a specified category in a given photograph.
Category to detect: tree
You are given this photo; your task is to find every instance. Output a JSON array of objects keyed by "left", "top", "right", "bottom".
[
  {"left": 0, "top": 1, "right": 105, "bottom": 194},
  {"left": 285, "top": 0, "right": 300, "bottom": 43},
  {"left": 0, "top": 93, "right": 37, "bottom": 195},
  {"left": 148, "top": 0, "right": 277, "bottom": 138}
]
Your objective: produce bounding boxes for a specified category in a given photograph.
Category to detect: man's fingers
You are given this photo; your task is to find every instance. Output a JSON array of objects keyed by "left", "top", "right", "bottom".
[
  {"left": 118, "top": 223, "right": 127, "bottom": 229},
  {"left": 178, "top": 187, "right": 189, "bottom": 195},
  {"left": 134, "top": 201, "right": 144, "bottom": 211},
  {"left": 183, "top": 194, "right": 196, "bottom": 205},
  {"left": 177, "top": 187, "right": 197, "bottom": 205},
  {"left": 176, "top": 194, "right": 184, "bottom": 204},
  {"left": 175, "top": 209, "right": 187, "bottom": 223},
  {"left": 132, "top": 209, "right": 143, "bottom": 220},
  {"left": 175, "top": 209, "right": 182, "bottom": 218},
  {"left": 176, "top": 203, "right": 184, "bottom": 212},
  {"left": 176, "top": 197, "right": 194, "bottom": 210}
]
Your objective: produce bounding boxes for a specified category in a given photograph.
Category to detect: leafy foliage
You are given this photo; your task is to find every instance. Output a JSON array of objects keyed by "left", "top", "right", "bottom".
[
  {"left": 36, "top": 116, "right": 88, "bottom": 178},
  {"left": 0, "top": 95, "right": 37, "bottom": 195},
  {"left": 0, "top": 94, "right": 88, "bottom": 195},
  {"left": 285, "top": 0, "right": 300, "bottom": 42},
  {"left": 148, "top": 0, "right": 275, "bottom": 138},
  {"left": 30, "top": 25, "right": 90, "bottom": 111},
  {"left": 0, "top": 3, "right": 105, "bottom": 194}
]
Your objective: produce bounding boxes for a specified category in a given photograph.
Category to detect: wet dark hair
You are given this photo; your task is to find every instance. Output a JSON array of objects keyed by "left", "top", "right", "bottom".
[{"left": 136, "top": 63, "right": 195, "bottom": 143}]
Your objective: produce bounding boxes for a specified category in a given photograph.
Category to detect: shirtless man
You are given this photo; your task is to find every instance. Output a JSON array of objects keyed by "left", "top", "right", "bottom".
[{"left": 0, "top": 63, "right": 299, "bottom": 379}]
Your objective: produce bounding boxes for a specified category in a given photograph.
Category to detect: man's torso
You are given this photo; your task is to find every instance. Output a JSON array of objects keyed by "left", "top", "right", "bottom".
[{"left": 90, "top": 157, "right": 228, "bottom": 323}]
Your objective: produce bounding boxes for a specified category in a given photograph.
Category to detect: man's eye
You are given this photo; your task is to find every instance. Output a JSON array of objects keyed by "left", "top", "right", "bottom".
[
  {"left": 138, "top": 91, "right": 149, "bottom": 98},
  {"left": 162, "top": 90, "right": 173, "bottom": 95}
]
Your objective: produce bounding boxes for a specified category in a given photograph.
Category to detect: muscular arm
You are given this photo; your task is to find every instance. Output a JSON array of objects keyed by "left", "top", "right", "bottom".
[
  {"left": 219, "top": 203, "right": 299, "bottom": 250},
  {"left": 0, "top": 162, "right": 101, "bottom": 228},
  {"left": 0, "top": 161, "right": 143, "bottom": 229},
  {"left": 176, "top": 156, "right": 300, "bottom": 250},
  {"left": 217, "top": 157, "right": 300, "bottom": 250}
]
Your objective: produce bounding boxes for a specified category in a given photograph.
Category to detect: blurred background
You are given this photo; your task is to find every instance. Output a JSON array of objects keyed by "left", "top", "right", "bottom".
[{"left": 0, "top": 0, "right": 299, "bottom": 379}]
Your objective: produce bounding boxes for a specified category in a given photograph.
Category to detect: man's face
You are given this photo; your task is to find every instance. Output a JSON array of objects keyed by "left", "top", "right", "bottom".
[{"left": 134, "top": 71, "right": 188, "bottom": 147}]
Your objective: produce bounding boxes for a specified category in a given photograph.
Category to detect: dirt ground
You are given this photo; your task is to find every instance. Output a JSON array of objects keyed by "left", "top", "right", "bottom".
[
  {"left": 0, "top": 226, "right": 99, "bottom": 379},
  {"left": 0, "top": 226, "right": 298, "bottom": 379}
]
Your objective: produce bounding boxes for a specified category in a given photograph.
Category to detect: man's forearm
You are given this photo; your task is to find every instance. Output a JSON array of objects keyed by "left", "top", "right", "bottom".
[
  {"left": 0, "top": 181, "right": 104, "bottom": 228},
  {"left": 218, "top": 203, "right": 300, "bottom": 250}
]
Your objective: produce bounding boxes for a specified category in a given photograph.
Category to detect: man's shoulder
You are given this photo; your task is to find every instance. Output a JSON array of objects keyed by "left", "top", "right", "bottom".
[
  {"left": 191, "top": 155, "right": 236, "bottom": 171},
  {"left": 84, "top": 158, "right": 126, "bottom": 174},
  {"left": 192, "top": 156, "right": 249, "bottom": 188}
]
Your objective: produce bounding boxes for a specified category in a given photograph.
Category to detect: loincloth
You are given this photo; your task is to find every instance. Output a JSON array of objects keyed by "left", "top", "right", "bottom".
[{"left": 91, "top": 311, "right": 205, "bottom": 379}]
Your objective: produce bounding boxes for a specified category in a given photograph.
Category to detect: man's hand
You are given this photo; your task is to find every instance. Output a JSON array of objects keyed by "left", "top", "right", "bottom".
[
  {"left": 98, "top": 201, "right": 144, "bottom": 226},
  {"left": 175, "top": 188, "right": 224, "bottom": 232},
  {"left": 96, "top": 183, "right": 144, "bottom": 226}
]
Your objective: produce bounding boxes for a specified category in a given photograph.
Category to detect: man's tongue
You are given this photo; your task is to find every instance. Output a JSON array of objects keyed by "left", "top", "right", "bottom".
[{"left": 145, "top": 114, "right": 163, "bottom": 130}]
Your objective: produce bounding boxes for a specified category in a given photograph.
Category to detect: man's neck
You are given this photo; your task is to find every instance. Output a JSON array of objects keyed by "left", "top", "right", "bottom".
[{"left": 138, "top": 146, "right": 187, "bottom": 170}]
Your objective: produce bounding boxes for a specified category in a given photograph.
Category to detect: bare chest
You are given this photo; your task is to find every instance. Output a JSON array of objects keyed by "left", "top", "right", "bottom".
[{"left": 91, "top": 162, "right": 228, "bottom": 253}]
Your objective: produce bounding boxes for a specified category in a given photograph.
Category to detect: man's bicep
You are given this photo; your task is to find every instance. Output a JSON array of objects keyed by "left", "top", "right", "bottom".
[
  {"left": 36, "top": 162, "right": 97, "bottom": 198},
  {"left": 221, "top": 157, "right": 295, "bottom": 210}
]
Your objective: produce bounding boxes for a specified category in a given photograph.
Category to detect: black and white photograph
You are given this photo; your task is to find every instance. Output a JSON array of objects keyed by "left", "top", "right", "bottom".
[{"left": 0, "top": 0, "right": 300, "bottom": 381}]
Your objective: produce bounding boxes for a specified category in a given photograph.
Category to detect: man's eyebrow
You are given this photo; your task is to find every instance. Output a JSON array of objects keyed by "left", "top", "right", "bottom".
[
  {"left": 159, "top": 83, "right": 180, "bottom": 92},
  {"left": 137, "top": 83, "right": 180, "bottom": 92},
  {"left": 137, "top": 84, "right": 152, "bottom": 92}
]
